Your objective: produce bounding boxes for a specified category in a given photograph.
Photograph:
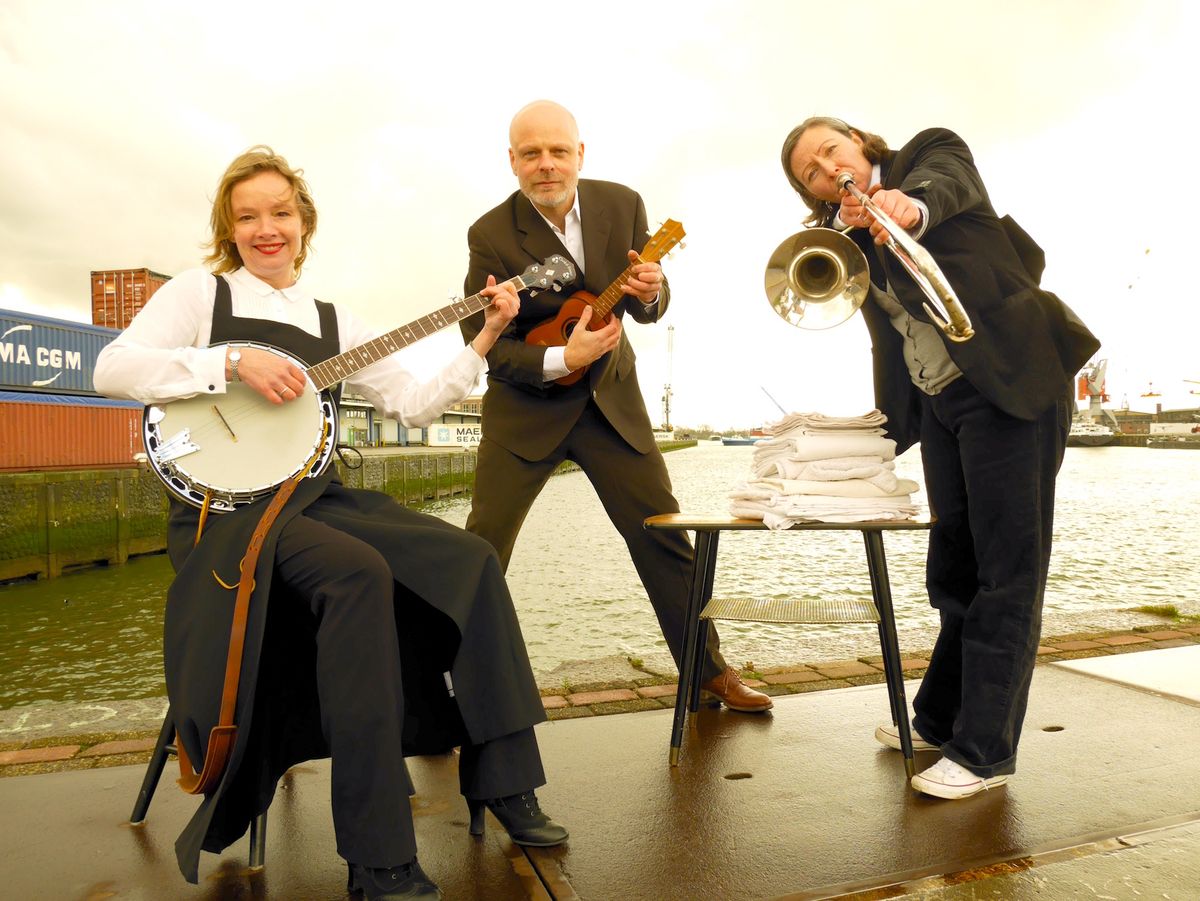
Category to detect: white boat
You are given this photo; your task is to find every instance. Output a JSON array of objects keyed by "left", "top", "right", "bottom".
[{"left": 1068, "top": 419, "right": 1115, "bottom": 447}]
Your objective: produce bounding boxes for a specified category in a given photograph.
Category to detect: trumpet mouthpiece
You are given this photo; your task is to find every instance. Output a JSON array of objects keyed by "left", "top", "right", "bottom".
[{"left": 836, "top": 172, "right": 855, "bottom": 191}]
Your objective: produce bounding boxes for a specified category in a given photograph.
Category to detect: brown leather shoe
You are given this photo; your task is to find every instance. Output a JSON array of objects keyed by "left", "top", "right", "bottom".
[{"left": 700, "top": 667, "right": 773, "bottom": 712}]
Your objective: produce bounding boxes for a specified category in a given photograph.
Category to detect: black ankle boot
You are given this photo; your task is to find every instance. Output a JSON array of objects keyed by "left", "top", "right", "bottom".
[
  {"left": 467, "top": 790, "right": 569, "bottom": 847},
  {"left": 347, "top": 858, "right": 441, "bottom": 900}
]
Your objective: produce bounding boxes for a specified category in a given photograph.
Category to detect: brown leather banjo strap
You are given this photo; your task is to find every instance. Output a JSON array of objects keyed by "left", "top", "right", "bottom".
[{"left": 177, "top": 427, "right": 330, "bottom": 795}]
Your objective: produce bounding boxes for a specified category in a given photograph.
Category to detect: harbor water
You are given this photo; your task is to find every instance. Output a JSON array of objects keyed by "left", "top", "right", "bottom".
[{"left": 2, "top": 443, "right": 1198, "bottom": 708}]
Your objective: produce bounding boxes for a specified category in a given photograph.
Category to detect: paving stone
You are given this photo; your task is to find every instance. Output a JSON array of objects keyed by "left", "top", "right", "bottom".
[
  {"left": 1052, "top": 640, "right": 1107, "bottom": 651},
  {"left": 565, "top": 689, "right": 638, "bottom": 706},
  {"left": 899, "top": 658, "right": 929, "bottom": 671},
  {"left": 761, "top": 671, "right": 825, "bottom": 685},
  {"left": 636, "top": 684, "right": 679, "bottom": 700},
  {"left": 845, "top": 674, "right": 887, "bottom": 687},
  {"left": 1036, "top": 645, "right": 1060, "bottom": 655},
  {"left": 814, "top": 662, "right": 879, "bottom": 679},
  {"left": 591, "top": 700, "right": 661, "bottom": 716},
  {"left": 791, "top": 679, "right": 853, "bottom": 693},
  {"left": 541, "top": 696, "right": 569, "bottom": 710},
  {"left": 1150, "top": 639, "right": 1196, "bottom": 649},
  {"left": 1054, "top": 648, "right": 1115, "bottom": 660},
  {"left": 0, "top": 745, "right": 80, "bottom": 766},
  {"left": 1095, "top": 634, "right": 1152, "bottom": 647},
  {"left": 1138, "top": 630, "right": 1194, "bottom": 641},
  {"left": 79, "top": 739, "right": 155, "bottom": 758}
]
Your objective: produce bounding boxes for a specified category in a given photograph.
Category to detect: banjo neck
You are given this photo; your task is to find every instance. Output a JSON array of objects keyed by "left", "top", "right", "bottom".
[{"left": 306, "top": 275, "right": 522, "bottom": 391}]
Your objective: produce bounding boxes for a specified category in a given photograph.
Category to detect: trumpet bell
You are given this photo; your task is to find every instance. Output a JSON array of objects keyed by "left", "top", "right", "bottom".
[{"left": 764, "top": 228, "right": 870, "bottom": 330}]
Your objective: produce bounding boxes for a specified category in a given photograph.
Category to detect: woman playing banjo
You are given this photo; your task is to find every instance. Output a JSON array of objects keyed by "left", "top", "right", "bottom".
[{"left": 95, "top": 146, "right": 566, "bottom": 901}]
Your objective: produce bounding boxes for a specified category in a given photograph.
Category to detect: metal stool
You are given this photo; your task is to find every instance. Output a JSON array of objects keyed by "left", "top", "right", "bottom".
[{"left": 130, "top": 709, "right": 267, "bottom": 869}]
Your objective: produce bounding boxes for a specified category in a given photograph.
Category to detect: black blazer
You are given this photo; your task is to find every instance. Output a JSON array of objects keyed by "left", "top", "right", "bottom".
[
  {"left": 461, "top": 179, "right": 667, "bottom": 460},
  {"left": 849, "top": 128, "right": 1099, "bottom": 453}
]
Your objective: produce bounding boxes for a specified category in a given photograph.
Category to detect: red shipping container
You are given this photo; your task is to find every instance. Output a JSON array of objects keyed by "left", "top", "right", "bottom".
[
  {"left": 91, "top": 268, "right": 171, "bottom": 329},
  {"left": 0, "top": 393, "right": 143, "bottom": 471}
]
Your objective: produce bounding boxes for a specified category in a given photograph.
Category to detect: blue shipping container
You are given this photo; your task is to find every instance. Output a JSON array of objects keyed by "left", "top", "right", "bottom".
[{"left": 0, "top": 308, "right": 119, "bottom": 396}]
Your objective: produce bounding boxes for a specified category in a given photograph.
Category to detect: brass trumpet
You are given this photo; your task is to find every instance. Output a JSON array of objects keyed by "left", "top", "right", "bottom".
[{"left": 765, "top": 173, "right": 975, "bottom": 342}]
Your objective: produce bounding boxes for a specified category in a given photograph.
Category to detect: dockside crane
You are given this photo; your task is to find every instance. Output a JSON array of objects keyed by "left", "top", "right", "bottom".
[{"left": 1077, "top": 359, "right": 1119, "bottom": 428}]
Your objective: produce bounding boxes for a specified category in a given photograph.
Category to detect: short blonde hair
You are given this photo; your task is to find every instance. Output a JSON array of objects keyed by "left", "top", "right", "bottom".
[{"left": 204, "top": 146, "right": 318, "bottom": 275}]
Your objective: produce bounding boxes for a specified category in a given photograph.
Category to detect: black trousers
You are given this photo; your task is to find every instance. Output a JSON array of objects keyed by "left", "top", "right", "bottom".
[
  {"left": 274, "top": 515, "right": 545, "bottom": 868},
  {"left": 467, "top": 400, "right": 726, "bottom": 682},
  {"left": 912, "top": 377, "right": 1071, "bottom": 778}
]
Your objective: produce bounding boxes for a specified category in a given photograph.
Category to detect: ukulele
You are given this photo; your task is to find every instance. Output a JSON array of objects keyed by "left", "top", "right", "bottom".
[{"left": 525, "top": 219, "right": 685, "bottom": 386}]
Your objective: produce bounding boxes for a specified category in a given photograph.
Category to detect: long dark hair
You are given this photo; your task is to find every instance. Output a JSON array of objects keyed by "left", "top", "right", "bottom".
[{"left": 780, "top": 117, "right": 889, "bottom": 226}]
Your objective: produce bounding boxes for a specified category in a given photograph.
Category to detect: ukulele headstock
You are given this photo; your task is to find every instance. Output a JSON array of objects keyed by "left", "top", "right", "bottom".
[
  {"left": 643, "top": 219, "right": 686, "bottom": 262},
  {"left": 519, "top": 255, "right": 577, "bottom": 295}
]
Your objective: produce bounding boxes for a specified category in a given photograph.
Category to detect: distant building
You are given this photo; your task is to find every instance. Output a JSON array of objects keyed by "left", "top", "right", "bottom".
[{"left": 338, "top": 394, "right": 484, "bottom": 447}]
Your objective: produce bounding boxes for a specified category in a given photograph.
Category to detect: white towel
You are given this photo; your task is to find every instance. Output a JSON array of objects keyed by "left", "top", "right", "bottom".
[
  {"left": 770, "top": 457, "right": 898, "bottom": 490},
  {"left": 765, "top": 410, "right": 888, "bottom": 436},
  {"left": 750, "top": 477, "right": 920, "bottom": 499},
  {"left": 730, "top": 495, "right": 919, "bottom": 528},
  {"left": 761, "top": 433, "right": 897, "bottom": 463}
]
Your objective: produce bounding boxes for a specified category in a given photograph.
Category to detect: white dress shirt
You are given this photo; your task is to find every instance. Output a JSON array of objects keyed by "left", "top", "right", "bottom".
[{"left": 93, "top": 267, "right": 485, "bottom": 428}]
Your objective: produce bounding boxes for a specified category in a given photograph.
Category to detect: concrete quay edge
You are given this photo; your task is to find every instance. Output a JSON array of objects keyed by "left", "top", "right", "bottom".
[{"left": 3, "top": 620, "right": 1198, "bottom": 778}]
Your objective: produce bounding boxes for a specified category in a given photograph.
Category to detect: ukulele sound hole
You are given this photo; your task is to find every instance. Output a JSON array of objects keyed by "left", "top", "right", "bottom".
[{"left": 563, "top": 318, "right": 580, "bottom": 339}]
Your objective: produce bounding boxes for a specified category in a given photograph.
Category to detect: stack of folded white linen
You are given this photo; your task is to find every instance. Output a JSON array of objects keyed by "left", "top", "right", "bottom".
[{"left": 728, "top": 410, "right": 920, "bottom": 529}]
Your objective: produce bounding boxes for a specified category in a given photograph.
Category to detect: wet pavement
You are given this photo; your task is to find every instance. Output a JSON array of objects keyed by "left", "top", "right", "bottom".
[{"left": 2, "top": 646, "right": 1200, "bottom": 899}]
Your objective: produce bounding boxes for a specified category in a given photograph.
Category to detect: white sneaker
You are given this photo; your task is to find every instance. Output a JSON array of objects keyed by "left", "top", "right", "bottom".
[
  {"left": 911, "top": 757, "right": 1008, "bottom": 800},
  {"left": 874, "top": 723, "right": 937, "bottom": 751}
]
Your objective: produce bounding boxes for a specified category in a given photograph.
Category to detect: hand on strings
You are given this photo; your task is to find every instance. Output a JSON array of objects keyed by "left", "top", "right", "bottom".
[
  {"left": 472, "top": 275, "right": 521, "bottom": 356},
  {"left": 228, "top": 347, "right": 307, "bottom": 405},
  {"left": 621, "top": 249, "right": 664, "bottom": 303},
  {"left": 563, "top": 305, "right": 622, "bottom": 372},
  {"left": 481, "top": 275, "right": 520, "bottom": 335}
]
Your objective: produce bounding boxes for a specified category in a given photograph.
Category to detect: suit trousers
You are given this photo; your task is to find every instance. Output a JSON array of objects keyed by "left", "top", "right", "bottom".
[
  {"left": 911, "top": 377, "right": 1071, "bottom": 778},
  {"left": 273, "top": 515, "right": 544, "bottom": 868},
  {"left": 467, "top": 399, "right": 726, "bottom": 682}
]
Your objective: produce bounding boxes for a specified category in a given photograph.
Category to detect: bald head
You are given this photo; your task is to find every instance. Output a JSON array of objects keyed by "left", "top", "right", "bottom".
[
  {"left": 508, "top": 99, "right": 585, "bottom": 227},
  {"left": 509, "top": 100, "right": 579, "bottom": 149}
]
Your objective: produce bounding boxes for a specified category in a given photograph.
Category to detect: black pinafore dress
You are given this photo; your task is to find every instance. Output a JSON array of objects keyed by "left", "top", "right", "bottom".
[{"left": 164, "top": 276, "right": 545, "bottom": 881}]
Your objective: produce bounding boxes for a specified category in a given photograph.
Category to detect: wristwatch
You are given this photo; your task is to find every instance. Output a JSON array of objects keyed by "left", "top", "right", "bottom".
[{"left": 228, "top": 349, "right": 242, "bottom": 382}]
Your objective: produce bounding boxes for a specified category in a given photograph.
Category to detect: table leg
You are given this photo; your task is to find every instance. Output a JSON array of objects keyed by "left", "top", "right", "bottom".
[
  {"left": 670, "top": 529, "right": 719, "bottom": 766},
  {"left": 863, "top": 531, "right": 916, "bottom": 779}
]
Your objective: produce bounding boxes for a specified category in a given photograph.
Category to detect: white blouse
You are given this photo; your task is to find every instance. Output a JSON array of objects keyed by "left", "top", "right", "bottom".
[{"left": 93, "top": 267, "right": 485, "bottom": 428}]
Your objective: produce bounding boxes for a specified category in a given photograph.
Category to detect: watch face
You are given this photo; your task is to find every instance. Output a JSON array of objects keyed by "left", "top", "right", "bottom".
[{"left": 229, "top": 350, "right": 241, "bottom": 362}]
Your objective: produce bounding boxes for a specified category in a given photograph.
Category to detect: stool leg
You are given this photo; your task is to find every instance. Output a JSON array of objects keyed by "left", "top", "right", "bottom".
[
  {"left": 863, "top": 531, "right": 916, "bottom": 779},
  {"left": 130, "top": 713, "right": 175, "bottom": 824},
  {"left": 690, "top": 537, "right": 721, "bottom": 713},
  {"left": 670, "top": 530, "right": 719, "bottom": 766},
  {"left": 248, "top": 810, "right": 268, "bottom": 870}
]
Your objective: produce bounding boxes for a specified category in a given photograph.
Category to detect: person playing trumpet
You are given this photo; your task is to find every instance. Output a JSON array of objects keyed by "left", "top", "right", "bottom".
[{"left": 781, "top": 117, "right": 1099, "bottom": 799}]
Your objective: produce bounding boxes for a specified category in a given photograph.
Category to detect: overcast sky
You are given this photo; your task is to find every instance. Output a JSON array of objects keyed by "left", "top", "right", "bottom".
[{"left": 3, "top": 0, "right": 1197, "bottom": 428}]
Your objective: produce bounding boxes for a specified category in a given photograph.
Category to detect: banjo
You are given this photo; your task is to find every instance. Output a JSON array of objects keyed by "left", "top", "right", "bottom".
[{"left": 144, "top": 255, "right": 576, "bottom": 512}]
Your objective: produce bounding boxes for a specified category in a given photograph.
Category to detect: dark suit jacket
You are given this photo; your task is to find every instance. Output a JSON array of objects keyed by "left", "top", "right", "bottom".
[
  {"left": 461, "top": 179, "right": 667, "bottom": 461},
  {"left": 849, "top": 128, "right": 1099, "bottom": 453}
]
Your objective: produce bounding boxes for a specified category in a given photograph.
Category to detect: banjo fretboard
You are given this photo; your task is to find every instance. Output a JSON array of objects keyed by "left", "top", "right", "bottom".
[{"left": 307, "top": 275, "right": 524, "bottom": 391}]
